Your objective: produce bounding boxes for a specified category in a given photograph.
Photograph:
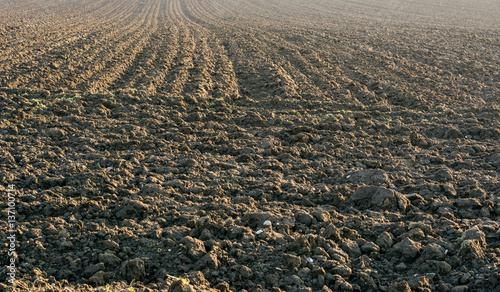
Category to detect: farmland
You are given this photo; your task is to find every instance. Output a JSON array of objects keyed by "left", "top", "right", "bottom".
[{"left": 0, "top": 0, "right": 499, "bottom": 291}]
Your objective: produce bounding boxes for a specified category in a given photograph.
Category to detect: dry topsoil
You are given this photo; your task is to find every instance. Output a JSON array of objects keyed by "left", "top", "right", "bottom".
[{"left": 0, "top": 0, "right": 499, "bottom": 291}]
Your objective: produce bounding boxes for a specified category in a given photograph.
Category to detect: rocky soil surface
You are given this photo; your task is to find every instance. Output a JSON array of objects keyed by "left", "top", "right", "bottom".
[{"left": 0, "top": 0, "right": 499, "bottom": 291}]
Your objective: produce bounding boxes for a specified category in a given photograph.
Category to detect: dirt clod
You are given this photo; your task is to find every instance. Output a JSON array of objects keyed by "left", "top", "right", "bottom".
[{"left": 121, "top": 258, "right": 146, "bottom": 282}]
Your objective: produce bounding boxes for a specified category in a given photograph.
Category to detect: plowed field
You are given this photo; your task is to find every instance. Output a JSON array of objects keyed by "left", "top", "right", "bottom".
[{"left": 1, "top": 0, "right": 499, "bottom": 291}]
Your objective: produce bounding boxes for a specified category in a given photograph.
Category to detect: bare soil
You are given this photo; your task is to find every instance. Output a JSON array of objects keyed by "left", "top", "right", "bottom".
[{"left": 0, "top": 0, "right": 499, "bottom": 291}]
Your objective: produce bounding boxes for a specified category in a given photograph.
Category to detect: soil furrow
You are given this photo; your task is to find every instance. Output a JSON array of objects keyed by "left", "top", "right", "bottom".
[
  {"left": 0, "top": 0, "right": 144, "bottom": 89},
  {"left": 162, "top": 26, "right": 196, "bottom": 96},
  {"left": 0, "top": 0, "right": 135, "bottom": 63},
  {"left": 179, "top": 32, "right": 216, "bottom": 99},
  {"left": 49, "top": 1, "right": 154, "bottom": 90},
  {"left": 84, "top": 0, "right": 162, "bottom": 92}
]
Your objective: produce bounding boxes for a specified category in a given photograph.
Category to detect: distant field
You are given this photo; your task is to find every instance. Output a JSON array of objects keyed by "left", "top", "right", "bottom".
[
  {"left": 0, "top": 0, "right": 498, "bottom": 96},
  {"left": 0, "top": 0, "right": 499, "bottom": 291}
]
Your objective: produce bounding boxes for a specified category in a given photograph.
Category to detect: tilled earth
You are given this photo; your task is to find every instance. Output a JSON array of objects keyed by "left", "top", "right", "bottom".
[{"left": 1, "top": 0, "right": 499, "bottom": 291}]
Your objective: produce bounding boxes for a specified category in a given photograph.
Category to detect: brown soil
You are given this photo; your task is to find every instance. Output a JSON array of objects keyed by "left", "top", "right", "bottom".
[{"left": 1, "top": 0, "right": 499, "bottom": 291}]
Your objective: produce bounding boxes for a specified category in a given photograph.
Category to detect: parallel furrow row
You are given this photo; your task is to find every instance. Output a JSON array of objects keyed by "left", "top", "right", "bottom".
[
  {"left": 0, "top": 0, "right": 121, "bottom": 61},
  {"left": 0, "top": 0, "right": 144, "bottom": 89},
  {"left": 84, "top": 0, "right": 162, "bottom": 92}
]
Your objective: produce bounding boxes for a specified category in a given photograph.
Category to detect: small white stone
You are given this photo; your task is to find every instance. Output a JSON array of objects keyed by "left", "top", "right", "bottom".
[
  {"left": 306, "top": 257, "right": 314, "bottom": 263},
  {"left": 346, "top": 175, "right": 351, "bottom": 179},
  {"left": 106, "top": 166, "right": 113, "bottom": 170},
  {"left": 256, "top": 230, "right": 263, "bottom": 235},
  {"left": 263, "top": 220, "right": 272, "bottom": 226}
]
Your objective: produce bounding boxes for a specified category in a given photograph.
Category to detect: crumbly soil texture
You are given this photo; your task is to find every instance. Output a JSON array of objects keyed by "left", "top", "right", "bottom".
[{"left": 1, "top": 0, "right": 499, "bottom": 291}]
